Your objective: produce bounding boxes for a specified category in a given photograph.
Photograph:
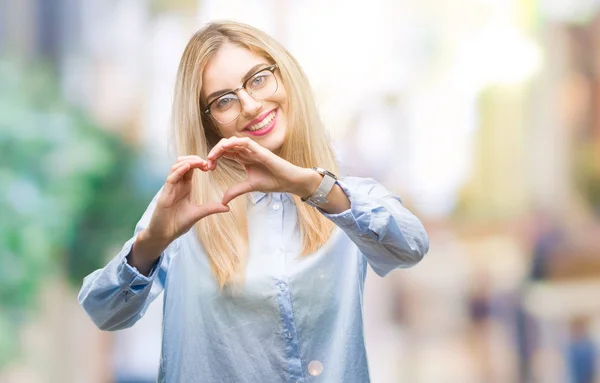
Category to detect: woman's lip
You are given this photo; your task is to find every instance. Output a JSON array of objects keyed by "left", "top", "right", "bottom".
[
  {"left": 243, "top": 108, "right": 278, "bottom": 130},
  {"left": 245, "top": 109, "right": 278, "bottom": 137}
]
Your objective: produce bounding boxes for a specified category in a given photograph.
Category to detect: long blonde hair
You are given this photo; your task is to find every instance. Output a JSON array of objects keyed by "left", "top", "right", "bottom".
[{"left": 171, "top": 21, "right": 338, "bottom": 287}]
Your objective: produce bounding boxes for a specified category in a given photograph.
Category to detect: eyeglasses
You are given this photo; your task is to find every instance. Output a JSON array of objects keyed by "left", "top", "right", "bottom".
[{"left": 203, "top": 64, "right": 279, "bottom": 124}]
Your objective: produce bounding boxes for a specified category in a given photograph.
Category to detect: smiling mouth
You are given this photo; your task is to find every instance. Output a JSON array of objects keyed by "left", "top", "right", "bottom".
[{"left": 244, "top": 109, "right": 278, "bottom": 132}]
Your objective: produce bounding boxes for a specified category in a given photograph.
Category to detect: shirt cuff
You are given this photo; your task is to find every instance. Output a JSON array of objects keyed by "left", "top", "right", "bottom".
[
  {"left": 116, "top": 236, "right": 167, "bottom": 294},
  {"left": 319, "top": 180, "right": 382, "bottom": 239}
]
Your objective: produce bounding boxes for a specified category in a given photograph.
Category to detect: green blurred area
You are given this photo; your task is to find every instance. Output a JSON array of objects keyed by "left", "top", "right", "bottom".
[{"left": 0, "top": 59, "right": 150, "bottom": 366}]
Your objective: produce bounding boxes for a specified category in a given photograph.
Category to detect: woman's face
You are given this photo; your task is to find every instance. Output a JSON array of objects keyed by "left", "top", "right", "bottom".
[{"left": 202, "top": 43, "right": 289, "bottom": 153}]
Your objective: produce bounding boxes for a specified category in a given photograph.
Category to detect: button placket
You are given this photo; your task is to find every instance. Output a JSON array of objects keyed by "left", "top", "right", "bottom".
[
  {"left": 268, "top": 194, "right": 285, "bottom": 274},
  {"left": 275, "top": 277, "right": 303, "bottom": 382}
]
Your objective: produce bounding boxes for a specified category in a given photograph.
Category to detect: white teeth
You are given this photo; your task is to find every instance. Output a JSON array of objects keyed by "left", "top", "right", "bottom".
[{"left": 247, "top": 111, "right": 276, "bottom": 131}]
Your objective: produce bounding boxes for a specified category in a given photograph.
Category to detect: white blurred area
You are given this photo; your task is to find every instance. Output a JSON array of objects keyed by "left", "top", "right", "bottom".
[{"left": 3, "top": 0, "right": 600, "bottom": 382}]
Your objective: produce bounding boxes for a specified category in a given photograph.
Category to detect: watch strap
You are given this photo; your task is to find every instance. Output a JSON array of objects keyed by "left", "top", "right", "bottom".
[{"left": 302, "top": 167, "right": 337, "bottom": 207}]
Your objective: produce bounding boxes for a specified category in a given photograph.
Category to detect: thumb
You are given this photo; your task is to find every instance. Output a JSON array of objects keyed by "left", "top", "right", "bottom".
[
  {"left": 190, "top": 201, "right": 230, "bottom": 222},
  {"left": 222, "top": 181, "right": 254, "bottom": 205}
]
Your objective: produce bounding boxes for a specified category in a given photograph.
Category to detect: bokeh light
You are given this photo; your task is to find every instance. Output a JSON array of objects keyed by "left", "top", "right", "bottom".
[{"left": 308, "top": 360, "right": 324, "bottom": 376}]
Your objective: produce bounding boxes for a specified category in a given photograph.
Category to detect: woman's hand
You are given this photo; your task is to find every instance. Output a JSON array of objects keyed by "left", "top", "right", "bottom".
[
  {"left": 130, "top": 156, "right": 230, "bottom": 276},
  {"left": 145, "top": 156, "right": 231, "bottom": 246},
  {"left": 207, "top": 137, "right": 319, "bottom": 205}
]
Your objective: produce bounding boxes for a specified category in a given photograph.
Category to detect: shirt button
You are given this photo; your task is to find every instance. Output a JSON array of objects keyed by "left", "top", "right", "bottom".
[
  {"left": 272, "top": 203, "right": 281, "bottom": 211},
  {"left": 278, "top": 282, "right": 286, "bottom": 291},
  {"left": 287, "top": 332, "right": 293, "bottom": 339}
]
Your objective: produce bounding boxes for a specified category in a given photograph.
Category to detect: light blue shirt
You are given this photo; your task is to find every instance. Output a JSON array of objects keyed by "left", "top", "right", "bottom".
[{"left": 78, "top": 177, "right": 429, "bottom": 383}]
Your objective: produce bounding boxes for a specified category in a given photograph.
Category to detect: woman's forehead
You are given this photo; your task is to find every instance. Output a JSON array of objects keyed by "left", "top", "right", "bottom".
[{"left": 202, "top": 44, "right": 269, "bottom": 97}]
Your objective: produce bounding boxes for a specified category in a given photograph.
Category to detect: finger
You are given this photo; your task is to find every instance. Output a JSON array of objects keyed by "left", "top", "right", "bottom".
[
  {"left": 166, "top": 162, "right": 190, "bottom": 184},
  {"left": 207, "top": 138, "right": 232, "bottom": 162},
  {"left": 214, "top": 142, "right": 259, "bottom": 163},
  {"left": 220, "top": 151, "right": 243, "bottom": 162},
  {"left": 227, "top": 137, "right": 263, "bottom": 152},
  {"left": 176, "top": 155, "right": 209, "bottom": 165},
  {"left": 174, "top": 161, "right": 211, "bottom": 180},
  {"left": 221, "top": 136, "right": 248, "bottom": 147},
  {"left": 207, "top": 137, "right": 251, "bottom": 160},
  {"left": 224, "top": 139, "right": 270, "bottom": 163},
  {"left": 222, "top": 181, "right": 254, "bottom": 205},
  {"left": 173, "top": 157, "right": 210, "bottom": 174},
  {"left": 182, "top": 164, "right": 198, "bottom": 181},
  {"left": 207, "top": 148, "right": 250, "bottom": 170},
  {"left": 190, "top": 201, "right": 230, "bottom": 221},
  {"left": 221, "top": 138, "right": 259, "bottom": 156},
  {"left": 186, "top": 158, "right": 211, "bottom": 171},
  {"left": 169, "top": 158, "right": 207, "bottom": 174},
  {"left": 208, "top": 137, "right": 265, "bottom": 169},
  {"left": 207, "top": 139, "right": 231, "bottom": 170},
  {"left": 168, "top": 160, "right": 188, "bottom": 175},
  {"left": 179, "top": 160, "right": 209, "bottom": 181},
  {"left": 208, "top": 143, "right": 237, "bottom": 170}
]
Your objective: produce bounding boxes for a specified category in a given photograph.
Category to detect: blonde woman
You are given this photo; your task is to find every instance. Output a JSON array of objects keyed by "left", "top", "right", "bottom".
[{"left": 79, "top": 21, "right": 429, "bottom": 383}]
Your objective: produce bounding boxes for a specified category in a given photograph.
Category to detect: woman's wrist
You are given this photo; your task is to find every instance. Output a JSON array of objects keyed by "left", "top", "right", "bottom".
[
  {"left": 129, "top": 229, "right": 170, "bottom": 276},
  {"left": 287, "top": 167, "right": 351, "bottom": 213},
  {"left": 288, "top": 167, "right": 323, "bottom": 199}
]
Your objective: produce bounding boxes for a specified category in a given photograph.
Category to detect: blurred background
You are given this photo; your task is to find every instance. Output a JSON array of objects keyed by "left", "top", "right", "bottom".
[{"left": 1, "top": 0, "right": 600, "bottom": 382}]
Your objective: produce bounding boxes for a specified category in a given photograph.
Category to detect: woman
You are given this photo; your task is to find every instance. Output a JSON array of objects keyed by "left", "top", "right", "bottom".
[{"left": 79, "top": 20, "right": 429, "bottom": 383}]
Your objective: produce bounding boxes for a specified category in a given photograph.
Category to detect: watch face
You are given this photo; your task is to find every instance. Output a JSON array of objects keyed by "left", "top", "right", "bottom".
[{"left": 313, "top": 167, "right": 338, "bottom": 180}]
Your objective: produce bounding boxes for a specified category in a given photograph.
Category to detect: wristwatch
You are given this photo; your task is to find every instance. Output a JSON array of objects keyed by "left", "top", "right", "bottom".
[{"left": 301, "top": 167, "right": 338, "bottom": 208}]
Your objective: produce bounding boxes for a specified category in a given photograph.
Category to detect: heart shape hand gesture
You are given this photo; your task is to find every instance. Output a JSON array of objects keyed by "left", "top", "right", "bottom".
[
  {"left": 207, "top": 137, "right": 310, "bottom": 205},
  {"left": 145, "top": 137, "right": 315, "bottom": 248}
]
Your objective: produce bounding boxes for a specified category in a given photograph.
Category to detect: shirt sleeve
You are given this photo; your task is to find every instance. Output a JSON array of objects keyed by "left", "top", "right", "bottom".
[
  {"left": 77, "top": 188, "right": 176, "bottom": 331},
  {"left": 319, "top": 177, "right": 429, "bottom": 277}
]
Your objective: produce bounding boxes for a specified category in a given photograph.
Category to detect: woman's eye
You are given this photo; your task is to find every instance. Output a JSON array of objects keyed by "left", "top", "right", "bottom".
[
  {"left": 215, "top": 96, "right": 235, "bottom": 110},
  {"left": 250, "top": 75, "right": 265, "bottom": 87}
]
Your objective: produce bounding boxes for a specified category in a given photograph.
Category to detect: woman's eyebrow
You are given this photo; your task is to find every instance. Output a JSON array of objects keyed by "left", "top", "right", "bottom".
[{"left": 205, "top": 63, "right": 270, "bottom": 102}]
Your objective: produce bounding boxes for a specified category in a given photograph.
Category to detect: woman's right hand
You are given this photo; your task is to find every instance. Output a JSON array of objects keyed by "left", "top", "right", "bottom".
[
  {"left": 130, "top": 156, "right": 229, "bottom": 275},
  {"left": 145, "top": 155, "right": 230, "bottom": 246}
]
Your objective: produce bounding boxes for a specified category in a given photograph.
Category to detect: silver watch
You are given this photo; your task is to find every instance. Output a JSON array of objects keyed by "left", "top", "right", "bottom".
[{"left": 301, "top": 167, "right": 338, "bottom": 208}]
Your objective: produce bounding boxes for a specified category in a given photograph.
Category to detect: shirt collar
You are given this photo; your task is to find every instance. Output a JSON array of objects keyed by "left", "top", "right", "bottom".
[
  {"left": 248, "top": 192, "right": 293, "bottom": 205},
  {"left": 249, "top": 191, "right": 267, "bottom": 205}
]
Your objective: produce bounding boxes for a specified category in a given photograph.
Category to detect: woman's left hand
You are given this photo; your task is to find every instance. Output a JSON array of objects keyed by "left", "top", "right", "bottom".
[{"left": 207, "top": 137, "right": 318, "bottom": 205}]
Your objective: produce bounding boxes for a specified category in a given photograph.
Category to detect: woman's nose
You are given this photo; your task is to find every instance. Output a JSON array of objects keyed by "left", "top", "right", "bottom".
[{"left": 238, "top": 89, "right": 262, "bottom": 119}]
